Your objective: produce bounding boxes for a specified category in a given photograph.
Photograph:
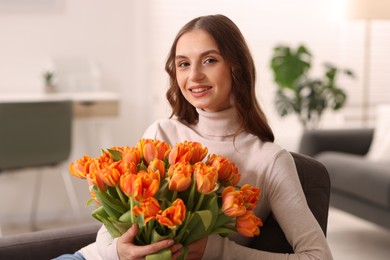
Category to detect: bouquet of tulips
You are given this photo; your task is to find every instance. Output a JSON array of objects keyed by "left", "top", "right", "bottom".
[{"left": 70, "top": 139, "right": 263, "bottom": 260}]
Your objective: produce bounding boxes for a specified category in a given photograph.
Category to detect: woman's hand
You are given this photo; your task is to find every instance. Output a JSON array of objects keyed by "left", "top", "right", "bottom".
[
  {"left": 172, "top": 237, "right": 208, "bottom": 260},
  {"left": 117, "top": 224, "right": 182, "bottom": 260}
]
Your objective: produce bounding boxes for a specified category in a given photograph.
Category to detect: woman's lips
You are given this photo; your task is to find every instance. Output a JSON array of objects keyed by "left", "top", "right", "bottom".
[{"left": 189, "top": 86, "right": 212, "bottom": 97}]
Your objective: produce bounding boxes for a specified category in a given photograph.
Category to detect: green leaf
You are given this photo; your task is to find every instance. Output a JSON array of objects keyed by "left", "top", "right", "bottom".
[
  {"left": 86, "top": 197, "right": 96, "bottom": 206},
  {"left": 93, "top": 212, "right": 122, "bottom": 238},
  {"left": 181, "top": 210, "right": 215, "bottom": 245},
  {"left": 91, "top": 206, "right": 107, "bottom": 221},
  {"left": 186, "top": 175, "right": 197, "bottom": 211},
  {"left": 108, "top": 216, "right": 132, "bottom": 235},
  {"left": 119, "top": 210, "right": 133, "bottom": 222},
  {"left": 108, "top": 149, "right": 122, "bottom": 161},
  {"left": 146, "top": 249, "right": 172, "bottom": 260},
  {"left": 202, "top": 193, "right": 219, "bottom": 232},
  {"left": 151, "top": 228, "right": 174, "bottom": 243},
  {"left": 213, "top": 213, "right": 234, "bottom": 230},
  {"left": 211, "top": 226, "right": 236, "bottom": 236},
  {"left": 95, "top": 189, "right": 126, "bottom": 219},
  {"left": 196, "top": 210, "right": 213, "bottom": 231},
  {"left": 270, "top": 44, "right": 312, "bottom": 89}
]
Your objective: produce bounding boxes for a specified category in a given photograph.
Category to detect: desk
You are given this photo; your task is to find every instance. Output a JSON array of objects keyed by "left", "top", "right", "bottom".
[{"left": 0, "top": 91, "right": 119, "bottom": 118}]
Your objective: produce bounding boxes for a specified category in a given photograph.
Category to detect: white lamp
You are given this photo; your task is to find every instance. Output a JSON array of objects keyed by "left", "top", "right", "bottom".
[{"left": 345, "top": 0, "right": 390, "bottom": 126}]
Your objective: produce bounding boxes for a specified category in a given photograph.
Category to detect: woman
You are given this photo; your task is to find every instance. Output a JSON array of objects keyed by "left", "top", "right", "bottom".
[{"left": 76, "top": 14, "right": 333, "bottom": 259}]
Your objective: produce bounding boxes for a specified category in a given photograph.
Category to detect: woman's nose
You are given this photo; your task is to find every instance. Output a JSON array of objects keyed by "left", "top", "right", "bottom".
[{"left": 189, "top": 64, "right": 204, "bottom": 81}]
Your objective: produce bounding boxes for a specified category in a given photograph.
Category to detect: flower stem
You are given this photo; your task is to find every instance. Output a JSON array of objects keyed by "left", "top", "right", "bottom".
[
  {"left": 129, "top": 197, "right": 135, "bottom": 224},
  {"left": 116, "top": 185, "right": 128, "bottom": 208},
  {"left": 194, "top": 193, "right": 204, "bottom": 212},
  {"left": 175, "top": 212, "right": 192, "bottom": 242},
  {"left": 172, "top": 190, "right": 178, "bottom": 202}
]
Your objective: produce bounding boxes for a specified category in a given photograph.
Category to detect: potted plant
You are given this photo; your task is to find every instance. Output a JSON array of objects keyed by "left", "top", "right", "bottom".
[
  {"left": 43, "top": 71, "right": 56, "bottom": 93},
  {"left": 270, "top": 44, "right": 354, "bottom": 129}
]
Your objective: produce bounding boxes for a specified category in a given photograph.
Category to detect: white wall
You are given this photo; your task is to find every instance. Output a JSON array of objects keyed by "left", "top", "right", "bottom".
[{"left": 0, "top": 0, "right": 388, "bottom": 229}]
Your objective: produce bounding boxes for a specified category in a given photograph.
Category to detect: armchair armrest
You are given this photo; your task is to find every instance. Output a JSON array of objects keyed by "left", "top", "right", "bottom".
[
  {"left": 0, "top": 223, "right": 101, "bottom": 260},
  {"left": 298, "top": 128, "right": 374, "bottom": 157}
]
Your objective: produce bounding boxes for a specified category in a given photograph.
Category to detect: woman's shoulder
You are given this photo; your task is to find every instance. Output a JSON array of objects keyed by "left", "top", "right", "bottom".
[
  {"left": 245, "top": 137, "right": 294, "bottom": 168},
  {"left": 241, "top": 133, "right": 287, "bottom": 156},
  {"left": 143, "top": 118, "right": 190, "bottom": 140},
  {"left": 146, "top": 118, "right": 185, "bottom": 131}
]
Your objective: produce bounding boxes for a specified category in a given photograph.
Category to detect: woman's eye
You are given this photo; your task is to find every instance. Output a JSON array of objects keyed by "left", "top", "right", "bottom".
[
  {"left": 204, "top": 58, "right": 217, "bottom": 64},
  {"left": 177, "top": 61, "right": 190, "bottom": 68}
]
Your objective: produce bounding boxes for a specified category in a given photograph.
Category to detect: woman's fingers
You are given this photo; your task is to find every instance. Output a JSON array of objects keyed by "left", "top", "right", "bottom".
[
  {"left": 136, "top": 239, "right": 176, "bottom": 256},
  {"left": 117, "top": 224, "right": 177, "bottom": 259},
  {"left": 119, "top": 224, "right": 139, "bottom": 244}
]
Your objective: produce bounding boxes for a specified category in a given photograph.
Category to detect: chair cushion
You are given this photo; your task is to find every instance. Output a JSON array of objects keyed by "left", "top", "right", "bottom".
[{"left": 316, "top": 152, "right": 390, "bottom": 208}]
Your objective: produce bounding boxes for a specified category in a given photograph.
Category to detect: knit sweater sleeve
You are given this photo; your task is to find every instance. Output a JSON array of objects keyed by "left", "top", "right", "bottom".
[{"left": 201, "top": 150, "right": 333, "bottom": 260}]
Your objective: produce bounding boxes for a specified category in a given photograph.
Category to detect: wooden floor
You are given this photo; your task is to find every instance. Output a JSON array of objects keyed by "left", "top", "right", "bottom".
[{"left": 327, "top": 207, "right": 390, "bottom": 260}]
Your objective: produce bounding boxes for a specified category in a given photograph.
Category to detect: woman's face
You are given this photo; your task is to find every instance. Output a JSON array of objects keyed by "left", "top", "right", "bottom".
[{"left": 175, "top": 29, "right": 233, "bottom": 112}]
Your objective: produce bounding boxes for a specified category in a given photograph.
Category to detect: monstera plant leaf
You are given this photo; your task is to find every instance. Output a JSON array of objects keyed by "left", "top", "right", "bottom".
[
  {"left": 270, "top": 45, "right": 312, "bottom": 90},
  {"left": 270, "top": 44, "right": 354, "bottom": 129}
]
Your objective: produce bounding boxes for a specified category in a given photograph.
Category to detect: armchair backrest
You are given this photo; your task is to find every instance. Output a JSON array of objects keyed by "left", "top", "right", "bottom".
[
  {"left": 249, "top": 152, "right": 330, "bottom": 253},
  {"left": 0, "top": 100, "right": 72, "bottom": 171}
]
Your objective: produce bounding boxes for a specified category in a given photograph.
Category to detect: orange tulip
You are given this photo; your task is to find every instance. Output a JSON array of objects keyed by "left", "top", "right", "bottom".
[
  {"left": 97, "top": 150, "right": 116, "bottom": 168},
  {"left": 88, "top": 160, "right": 108, "bottom": 192},
  {"left": 168, "top": 141, "right": 208, "bottom": 165},
  {"left": 121, "top": 146, "right": 141, "bottom": 165},
  {"left": 240, "top": 184, "right": 260, "bottom": 210},
  {"left": 155, "top": 140, "right": 171, "bottom": 161},
  {"left": 235, "top": 210, "right": 263, "bottom": 237},
  {"left": 69, "top": 155, "right": 93, "bottom": 179},
  {"left": 222, "top": 186, "right": 246, "bottom": 217},
  {"left": 156, "top": 198, "right": 186, "bottom": 228},
  {"left": 167, "top": 162, "right": 193, "bottom": 192},
  {"left": 118, "top": 161, "right": 138, "bottom": 176},
  {"left": 133, "top": 197, "right": 161, "bottom": 223},
  {"left": 148, "top": 158, "right": 166, "bottom": 179},
  {"left": 206, "top": 154, "right": 241, "bottom": 186},
  {"left": 119, "top": 173, "right": 137, "bottom": 197},
  {"left": 138, "top": 139, "right": 171, "bottom": 165},
  {"left": 193, "top": 162, "right": 218, "bottom": 194},
  {"left": 99, "top": 162, "right": 122, "bottom": 187},
  {"left": 120, "top": 170, "right": 160, "bottom": 201},
  {"left": 188, "top": 142, "right": 208, "bottom": 164}
]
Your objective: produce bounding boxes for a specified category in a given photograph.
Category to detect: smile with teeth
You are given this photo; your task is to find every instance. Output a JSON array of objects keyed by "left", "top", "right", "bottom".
[{"left": 190, "top": 87, "right": 211, "bottom": 93}]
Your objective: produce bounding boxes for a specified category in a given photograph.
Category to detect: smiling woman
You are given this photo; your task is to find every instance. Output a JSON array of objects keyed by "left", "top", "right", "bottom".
[
  {"left": 174, "top": 29, "right": 232, "bottom": 113},
  {"left": 55, "top": 14, "right": 333, "bottom": 260}
]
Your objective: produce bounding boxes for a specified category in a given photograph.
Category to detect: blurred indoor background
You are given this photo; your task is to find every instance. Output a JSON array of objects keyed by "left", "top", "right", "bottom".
[{"left": 0, "top": 1, "right": 389, "bottom": 259}]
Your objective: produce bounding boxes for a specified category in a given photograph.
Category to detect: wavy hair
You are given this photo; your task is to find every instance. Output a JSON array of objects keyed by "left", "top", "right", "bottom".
[{"left": 165, "top": 14, "right": 274, "bottom": 142}]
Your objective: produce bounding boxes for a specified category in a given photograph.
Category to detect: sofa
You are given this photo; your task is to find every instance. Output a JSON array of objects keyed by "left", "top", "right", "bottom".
[
  {"left": 0, "top": 152, "right": 330, "bottom": 259},
  {"left": 299, "top": 128, "right": 390, "bottom": 229}
]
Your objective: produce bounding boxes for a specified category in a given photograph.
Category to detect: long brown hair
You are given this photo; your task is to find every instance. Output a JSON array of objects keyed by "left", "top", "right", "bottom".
[{"left": 165, "top": 14, "right": 274, "bottom": 142}]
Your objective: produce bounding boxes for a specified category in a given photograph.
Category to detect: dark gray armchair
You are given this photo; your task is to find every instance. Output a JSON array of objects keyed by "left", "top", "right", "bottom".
[
  {"left": 299, "top": 128, "right": 390, "bottom": 230},
  {"left": 0, "top": 152, "right": 330, "bottom": 259}
]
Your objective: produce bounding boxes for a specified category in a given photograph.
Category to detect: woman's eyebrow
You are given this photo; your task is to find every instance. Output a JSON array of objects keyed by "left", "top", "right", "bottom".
[{"left": 175, "top": 49, "right": 221, "bottom": 60}]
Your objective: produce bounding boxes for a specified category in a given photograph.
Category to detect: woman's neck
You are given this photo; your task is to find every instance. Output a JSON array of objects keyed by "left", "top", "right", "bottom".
[{"left": 194, "top": 106, "right": 242, "bottom": 138}]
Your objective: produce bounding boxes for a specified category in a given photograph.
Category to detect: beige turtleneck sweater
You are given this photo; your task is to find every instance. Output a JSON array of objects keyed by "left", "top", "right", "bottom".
[{"left": 80, "top": 107, "right": 333, "bottom": 260}]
